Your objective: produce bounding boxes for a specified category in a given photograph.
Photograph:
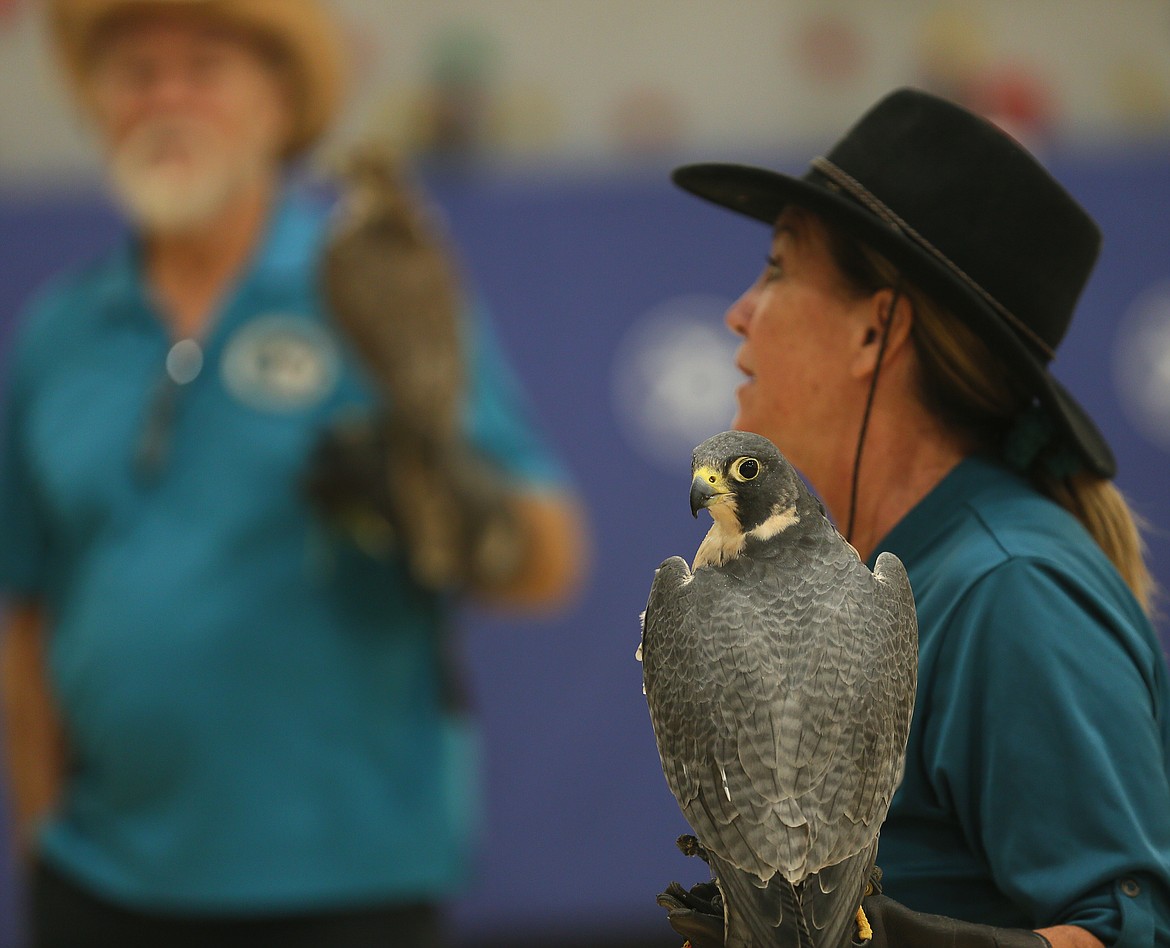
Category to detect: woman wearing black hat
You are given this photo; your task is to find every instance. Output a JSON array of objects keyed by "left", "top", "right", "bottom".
[{"left": 664, "top": 89, "right": 1170, "bottom": 947}]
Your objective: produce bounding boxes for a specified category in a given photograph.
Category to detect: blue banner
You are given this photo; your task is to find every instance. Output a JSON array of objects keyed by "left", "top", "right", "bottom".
[{"left": 1, "top": 149, "right": 1167, "bottom": 942}]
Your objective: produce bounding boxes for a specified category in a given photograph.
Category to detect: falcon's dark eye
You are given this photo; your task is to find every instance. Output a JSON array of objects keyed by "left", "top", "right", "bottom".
[{"left": 734, "top": 457, "right": 760, "bottom": 481}]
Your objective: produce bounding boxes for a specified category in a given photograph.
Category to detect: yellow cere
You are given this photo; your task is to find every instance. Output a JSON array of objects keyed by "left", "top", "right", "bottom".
[{"left": 692, "top": 465, "right": 729, "bottom": 491}]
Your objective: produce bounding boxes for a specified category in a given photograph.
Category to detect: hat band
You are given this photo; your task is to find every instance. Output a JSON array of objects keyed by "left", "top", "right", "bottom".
[{"left": 810, "top": 157, "right": 1056, "bottom": 361}]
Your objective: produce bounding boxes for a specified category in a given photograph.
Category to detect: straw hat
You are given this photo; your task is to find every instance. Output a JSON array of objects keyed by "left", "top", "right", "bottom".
[
  {"left": 673, "top": 88, "right": 1114, "bottom": 478},
  {"left": 48, "top": 0, "right": 345, "bottom": 159}
]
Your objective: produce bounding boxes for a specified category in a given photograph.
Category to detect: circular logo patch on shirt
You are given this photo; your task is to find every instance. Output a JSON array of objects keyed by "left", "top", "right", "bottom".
[{"left": 221, "top": 314, "right": 340, "bottom": 412}]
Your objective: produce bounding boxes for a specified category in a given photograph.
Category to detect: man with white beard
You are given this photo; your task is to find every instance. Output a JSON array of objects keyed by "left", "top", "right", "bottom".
[{"left": 0, "top": 3, "right": 586, "bottom": 947}]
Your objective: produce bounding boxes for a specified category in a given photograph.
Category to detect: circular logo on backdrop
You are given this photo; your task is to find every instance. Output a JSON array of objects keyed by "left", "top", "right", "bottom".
[
  {"left": 1113, "top": 280, "right": 1170, "bottom": 454},
  {"left": 221, "top": 314, "right": 340, "bottom": 412},
  {"left": 611, "top": 295, "right": 741, "bottom": 472}
]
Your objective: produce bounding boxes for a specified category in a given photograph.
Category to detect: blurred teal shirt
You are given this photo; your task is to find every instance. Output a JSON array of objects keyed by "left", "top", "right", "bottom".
[
  {"left": 0, "top": 192, "right": 565, "bottom": 912},
  {"left": 870, "top": 455, "right": 1170, "bottom": 945}
]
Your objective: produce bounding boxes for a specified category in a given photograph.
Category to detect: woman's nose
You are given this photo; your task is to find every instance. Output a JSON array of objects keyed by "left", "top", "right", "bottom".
[{"left": 725, "top": 286, "right": 756, "bottom": 337}]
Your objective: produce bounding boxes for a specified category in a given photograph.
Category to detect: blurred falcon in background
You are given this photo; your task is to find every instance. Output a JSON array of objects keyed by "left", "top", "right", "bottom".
[
  {"left": 640, "top": 430, "right": 917, "bottom": 947},
  {"left": 313, "top": 142, "right": 524, "bottom": 590}
]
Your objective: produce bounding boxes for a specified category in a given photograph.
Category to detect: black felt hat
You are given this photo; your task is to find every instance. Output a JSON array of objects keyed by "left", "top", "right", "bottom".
[{"left": 672, "top": 87, "right": 1115, "bottom": 478}]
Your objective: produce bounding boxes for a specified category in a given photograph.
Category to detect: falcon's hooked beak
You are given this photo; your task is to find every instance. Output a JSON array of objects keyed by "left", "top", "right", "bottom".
[{"left": 690, "top": 466, "right": 732, "bottom": 518}]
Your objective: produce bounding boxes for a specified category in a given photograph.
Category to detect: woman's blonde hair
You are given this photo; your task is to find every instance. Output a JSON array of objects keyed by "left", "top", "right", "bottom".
[{"left": 820, "top": 212, "right": 1157, "bottom": 613}]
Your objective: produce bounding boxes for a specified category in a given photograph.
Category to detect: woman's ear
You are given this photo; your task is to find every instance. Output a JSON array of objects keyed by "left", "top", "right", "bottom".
[{"left": 850, "top": 287, "right": 914, "bottom": 379}]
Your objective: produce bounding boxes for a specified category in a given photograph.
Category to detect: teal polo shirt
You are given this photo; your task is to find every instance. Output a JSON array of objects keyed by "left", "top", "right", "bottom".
[
  {"left": 0, "top": 192, "right": 565, "bottom": 912},
  {"left": 869, "top": 455, "right": 1170, "bottom": 945}
]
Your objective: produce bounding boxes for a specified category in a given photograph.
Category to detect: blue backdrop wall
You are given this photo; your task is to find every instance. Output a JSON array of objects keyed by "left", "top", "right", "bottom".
[{"left": 0, "top": 149, "right": 1167, "bottom": 944}]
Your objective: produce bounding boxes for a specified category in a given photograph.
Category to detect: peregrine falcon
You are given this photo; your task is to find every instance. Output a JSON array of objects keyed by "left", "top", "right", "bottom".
[{"left": 640, "top": 431, "right": 917, "bottom": 947}]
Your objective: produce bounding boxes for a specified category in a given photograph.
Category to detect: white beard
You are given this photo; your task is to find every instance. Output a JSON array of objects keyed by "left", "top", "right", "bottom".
[{"left": 107, "top": 116, "right": 269, "bottom": 234}]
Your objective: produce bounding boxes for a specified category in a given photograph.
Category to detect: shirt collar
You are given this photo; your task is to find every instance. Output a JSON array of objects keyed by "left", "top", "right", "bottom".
[{"left": 867, "top": 454, "right": 1027, "bottom": 568}]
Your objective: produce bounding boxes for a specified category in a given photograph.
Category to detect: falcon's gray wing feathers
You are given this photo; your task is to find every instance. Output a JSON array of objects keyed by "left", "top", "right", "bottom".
[
  {"left": 644, "top": 531, "right": 917, "bottom": 887},
  {"left": 644, "top": 555, "right": 710, "bottom": 810}
]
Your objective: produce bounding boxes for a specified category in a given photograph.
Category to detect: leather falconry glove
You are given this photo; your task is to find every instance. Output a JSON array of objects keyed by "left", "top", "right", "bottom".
[
  {"left": 656, "top": 865, "right": 1054, "bottom": 948},
  {"left": 304, "top": 412, "right": 524, "bottom": 590}
]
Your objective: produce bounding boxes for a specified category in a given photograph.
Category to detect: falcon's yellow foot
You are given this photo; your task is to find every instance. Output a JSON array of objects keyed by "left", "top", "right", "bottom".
[{"left": 855, "top": 904, "right": 873, "bottom": 942}]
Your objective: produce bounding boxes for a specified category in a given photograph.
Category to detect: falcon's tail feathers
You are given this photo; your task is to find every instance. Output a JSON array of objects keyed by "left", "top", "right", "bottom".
[{"left": 711, "top": 856, "right": 816, "bottom": 948}]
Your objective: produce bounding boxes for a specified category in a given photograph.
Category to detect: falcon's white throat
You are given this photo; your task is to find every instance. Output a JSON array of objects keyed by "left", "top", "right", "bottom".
[
  {"left": 693, "top": 497, "right": 743, "bottom": 569},
  {"left": 693, "top": 501, "right": 799, "bottom": 570}
]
